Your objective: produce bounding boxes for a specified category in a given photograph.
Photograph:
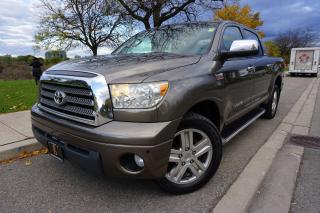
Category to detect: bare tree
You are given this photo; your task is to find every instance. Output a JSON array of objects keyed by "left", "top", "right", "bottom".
[
  {"left": 115, "top": 0, "right": 225, "bottom": 30},
  {"left": 35, "top": 0, "right": 132, "bottom": 56},
  {"left": 274, "top": 28, "right": 316, "bottom": 62}
]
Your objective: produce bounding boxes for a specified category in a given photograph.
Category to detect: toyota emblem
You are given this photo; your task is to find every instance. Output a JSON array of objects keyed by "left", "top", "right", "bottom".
[{"left": 54, "top": 90, "right": 66, "bottom": 105}]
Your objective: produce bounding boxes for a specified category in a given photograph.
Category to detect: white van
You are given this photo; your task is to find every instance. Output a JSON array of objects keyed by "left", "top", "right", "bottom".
[{"left": 289, "top": 47, "right": 320, "bottom": 77}]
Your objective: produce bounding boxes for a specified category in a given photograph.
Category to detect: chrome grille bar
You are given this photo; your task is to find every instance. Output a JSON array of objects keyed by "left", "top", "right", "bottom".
[
  {"left": 41, "top": 83, "right": 93, "bottom": 97},
  {"left": 40, "top": 98, "right": 95, "bottom": 119},
  {"left": 40, "top": 90, "right": 94, "bottom": 107}
]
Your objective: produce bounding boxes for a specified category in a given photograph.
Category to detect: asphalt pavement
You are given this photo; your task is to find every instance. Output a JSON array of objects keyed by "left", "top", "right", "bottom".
[{"left": 0, "top": 77, "right": 314, "bottom": 213}]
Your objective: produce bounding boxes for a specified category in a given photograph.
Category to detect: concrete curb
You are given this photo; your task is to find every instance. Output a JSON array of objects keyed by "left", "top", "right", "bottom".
[
  {"left": 248, "top": 144, "right": 304, "bottom": 213},
  {"left": 212, "top": 78, "right": 319, "bottom": 213},
  {"left": 0, "top": 139, "right": 44, "bottom": 162}
]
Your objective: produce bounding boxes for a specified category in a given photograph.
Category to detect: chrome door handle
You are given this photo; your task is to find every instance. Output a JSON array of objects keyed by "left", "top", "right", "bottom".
[{"left": 247, "top": 66, "right": 256, "bottom": 73}]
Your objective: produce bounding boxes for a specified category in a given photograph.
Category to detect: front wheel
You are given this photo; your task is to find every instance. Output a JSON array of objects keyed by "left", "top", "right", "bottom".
[
  {"left": 157, "top": 113, "right": 222, "bottom": 194},
  {"left": 262, "top": 85, "right": 280, "bottom": 119}
]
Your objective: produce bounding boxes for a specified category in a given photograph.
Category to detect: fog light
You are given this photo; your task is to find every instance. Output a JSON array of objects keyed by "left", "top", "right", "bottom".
[{"left": 134, "top": 154, "right": 144, "bottom": 168}]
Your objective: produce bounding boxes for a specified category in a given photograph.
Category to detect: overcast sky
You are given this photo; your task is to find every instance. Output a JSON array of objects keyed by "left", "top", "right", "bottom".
[{"left": 0, "top": 0, "right": 319, "bottom": 58}]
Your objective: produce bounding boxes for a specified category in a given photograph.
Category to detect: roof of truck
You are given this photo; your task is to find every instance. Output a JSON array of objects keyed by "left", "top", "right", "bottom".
[{"left": 158, "top": 20, "right": 251, "bottom": 28}]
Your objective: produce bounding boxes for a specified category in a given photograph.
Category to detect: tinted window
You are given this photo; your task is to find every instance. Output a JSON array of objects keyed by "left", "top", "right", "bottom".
[
  {"left": 243, "top": 29, "right": 262, "bottom": 54},
  {"left": 113, "top": 24, "right": 217, "bottom": 55},
  {"left": 243, "top": 29, "right": 259, "bottom": 41},
  {"left": 222, "top": 27, "right": 243, "bottom": 51}
]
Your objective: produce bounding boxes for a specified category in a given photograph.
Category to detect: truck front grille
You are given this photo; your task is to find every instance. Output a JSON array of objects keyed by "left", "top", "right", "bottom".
[{"left": 38, "top": 72, "right": 112, "bottom": 126}]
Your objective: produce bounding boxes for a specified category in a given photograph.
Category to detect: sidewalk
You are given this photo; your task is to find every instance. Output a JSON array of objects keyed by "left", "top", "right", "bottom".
[
  {"left": 213, "top": 78, "right": 320, "bottom": 213},
  {"left": 248, "top": 78, "right": 320, "bottom": 213},
  {"left": 0, "top": 110, "right": 42, "bottom": 161},
  {"left": 290, "top": 77, "right": 320, "bottom": 213}
]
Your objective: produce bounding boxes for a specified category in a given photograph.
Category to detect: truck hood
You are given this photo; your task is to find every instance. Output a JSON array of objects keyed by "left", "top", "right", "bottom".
[{"left": 47, "top": 53, "right": 201, "bottom": 83}]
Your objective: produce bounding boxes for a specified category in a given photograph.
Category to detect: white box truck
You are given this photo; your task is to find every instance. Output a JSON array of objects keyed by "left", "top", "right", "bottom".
[{"left": 289, "top": 47, "right": 320, "bottom": 77}]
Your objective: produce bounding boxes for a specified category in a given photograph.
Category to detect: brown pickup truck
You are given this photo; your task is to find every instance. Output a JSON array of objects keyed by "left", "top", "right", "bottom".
[{"left": 31, "top": 21, "right": 283, "bottom": 194}]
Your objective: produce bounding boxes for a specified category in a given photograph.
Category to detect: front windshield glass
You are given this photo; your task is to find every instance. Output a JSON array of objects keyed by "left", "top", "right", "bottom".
[{"left": 112, "top": 23, "right": 217, "bottom": 55}]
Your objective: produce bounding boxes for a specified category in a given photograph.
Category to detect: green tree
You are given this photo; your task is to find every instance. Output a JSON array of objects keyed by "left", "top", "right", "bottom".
[
  {"left": 264, "top": 41, "right": 281, "bottom": 57},
  {"left": 0, "top": 55, "right": 13, "bottom": 65}
]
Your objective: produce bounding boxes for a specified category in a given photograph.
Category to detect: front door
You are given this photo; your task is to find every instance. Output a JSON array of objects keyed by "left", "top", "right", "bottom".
[
  {"left": 242, "top": 29, "right": 271, "bottom": 103},
  {"left": 218, "top": 26, "right": 256, "bottom": 122}
]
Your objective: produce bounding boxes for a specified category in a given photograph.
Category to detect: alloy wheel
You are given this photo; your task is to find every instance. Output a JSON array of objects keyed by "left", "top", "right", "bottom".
[{"left": 165, "top": 129, "right": 213, "bottom": 184}]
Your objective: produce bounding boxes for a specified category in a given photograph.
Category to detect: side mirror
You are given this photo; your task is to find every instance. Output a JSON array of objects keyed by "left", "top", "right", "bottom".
[{"left": 220, "top": 40, "right": 259, "bottom": 59}]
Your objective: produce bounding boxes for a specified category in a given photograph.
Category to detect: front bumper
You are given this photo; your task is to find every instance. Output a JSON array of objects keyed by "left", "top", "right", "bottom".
[{"left": 31, "top": 105, "right": 181, "bottom": 179}]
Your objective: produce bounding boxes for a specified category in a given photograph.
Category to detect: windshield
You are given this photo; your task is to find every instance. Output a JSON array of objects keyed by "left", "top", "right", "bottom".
[{"left": 112, "top": 23, "right": 217, "bottom": 56}]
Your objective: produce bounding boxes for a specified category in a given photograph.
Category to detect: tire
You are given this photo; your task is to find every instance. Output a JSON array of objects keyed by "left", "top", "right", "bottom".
[
  {"left": 312, "top": 73, "right": 318, "bottom": 77},
  {"left": 157, "top": 113, "right": 222, "bottom": 194},
  {"left": 289, "top": 73, "right": 295, "bottom": 77},
  {"left": 262, "top": 85, "right": 280, "bottom": 119}
]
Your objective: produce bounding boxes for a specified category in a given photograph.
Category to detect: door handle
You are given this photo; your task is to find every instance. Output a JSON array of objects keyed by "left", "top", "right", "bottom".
[{"left": 247, "top": 66, "right": 256, "bottom": 73}]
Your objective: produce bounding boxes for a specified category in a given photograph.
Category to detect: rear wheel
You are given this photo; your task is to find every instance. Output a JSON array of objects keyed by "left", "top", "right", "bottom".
[
  {"left": 262, "top": 85, "right": 279, "bottom": 119},
  {"left": 157, "top": 113, "right": 222, "bottom": 194}
]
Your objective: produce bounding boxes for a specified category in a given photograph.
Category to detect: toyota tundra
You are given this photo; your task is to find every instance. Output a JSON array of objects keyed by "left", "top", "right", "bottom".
[{"left": 31, "top": 21, "right": 283, "bottom": 194}]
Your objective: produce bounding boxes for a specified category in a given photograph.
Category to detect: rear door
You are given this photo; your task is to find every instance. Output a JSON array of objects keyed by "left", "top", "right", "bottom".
[
  {"left": 242, "top": 29, "right": 271, "bottom": 103},
  {"left": 312, "top": 50, "right": 320, "bottom": 72},
  {"left": 294, "top": 50, "right": 314, "bottom": 71},
  {"left": 217, "top": 26, "right": 257, "bottom": 122}
]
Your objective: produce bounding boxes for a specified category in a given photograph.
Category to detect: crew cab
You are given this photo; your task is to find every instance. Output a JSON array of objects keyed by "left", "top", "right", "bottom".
[{"left": 31, "top": 21, "right": 283, "bottom": 194}]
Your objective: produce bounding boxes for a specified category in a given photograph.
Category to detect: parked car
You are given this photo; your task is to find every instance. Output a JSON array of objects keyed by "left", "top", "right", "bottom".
[
  {"left": 31, "top": 21, "right": 283, "bottom": 194},
  {"left": 289, "top": 47, "right": 320, "bottom": 77}
]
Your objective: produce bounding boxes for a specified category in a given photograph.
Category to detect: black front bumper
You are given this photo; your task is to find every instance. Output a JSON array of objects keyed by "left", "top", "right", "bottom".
[{"left": 33, "top": 125, "right": 103, "bottom": 174}]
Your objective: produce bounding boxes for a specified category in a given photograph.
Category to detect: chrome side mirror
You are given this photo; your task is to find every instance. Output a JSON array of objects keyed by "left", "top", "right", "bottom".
[
  {"left": 229, "top": 40, "right": 259, "bottom": 52},
  {"left": 220, "top": 40, "right": 259, "bottom": 59}
]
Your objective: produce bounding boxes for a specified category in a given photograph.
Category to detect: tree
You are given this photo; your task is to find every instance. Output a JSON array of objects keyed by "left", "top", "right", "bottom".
[
  {"left": 264, "top": 41, "right": 281, "bottom": 57},
  {"left": 274, "top": 28, "right": 316, "bottom": 63},
  {"left": 35, "top": 0, "right": 131, "bottom": 56},
  {"left": 115, "top": 0, "right": 225, "bottom": 30},
  {"left": 214, "top": 4, "right": 265, "bottom": 38}
]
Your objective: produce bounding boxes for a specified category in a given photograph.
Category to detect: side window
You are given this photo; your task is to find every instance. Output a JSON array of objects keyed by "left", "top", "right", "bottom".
[
  {"left": 243, "top": 29, "right": 262, "bottom": 55},
  {"left": 222, "top": 27, "right": 243, "bottom": 51}
]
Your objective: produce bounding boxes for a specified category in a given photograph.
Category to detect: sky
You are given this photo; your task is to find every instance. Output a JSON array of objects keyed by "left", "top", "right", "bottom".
[{"left": 0, "top": 0, "right": 319, "bottom": 58}]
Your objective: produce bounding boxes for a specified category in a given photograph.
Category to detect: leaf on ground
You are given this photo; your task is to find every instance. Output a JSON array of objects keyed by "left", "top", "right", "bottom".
[
  {"left": 0, "top": 148, "right": 48, "bottom": 164},
  {"left": 25, "top": 159, "right": 32, "bottom": 166}
]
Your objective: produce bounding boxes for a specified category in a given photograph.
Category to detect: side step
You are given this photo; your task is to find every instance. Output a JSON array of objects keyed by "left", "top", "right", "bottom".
[{"left": 222, "top": 108, "right": 266, "bottom": 144}]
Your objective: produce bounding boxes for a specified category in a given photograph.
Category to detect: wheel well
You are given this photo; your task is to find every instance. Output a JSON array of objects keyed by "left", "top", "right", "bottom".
[
  {"left": 275, "top": 76, "right": 282, "bottom": 92},
  {"left": 188, "top": 100, "right": 220, "bottom": 130}
]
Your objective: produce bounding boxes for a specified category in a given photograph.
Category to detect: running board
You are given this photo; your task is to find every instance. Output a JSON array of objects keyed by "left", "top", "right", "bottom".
[{"left": 222, "top": 108, "right": 266, "bottom": 145}]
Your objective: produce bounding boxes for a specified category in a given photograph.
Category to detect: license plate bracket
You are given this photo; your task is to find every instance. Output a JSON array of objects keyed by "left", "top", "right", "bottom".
[{"left": 47, "top": 141, "right": 64, "bottom": 162}]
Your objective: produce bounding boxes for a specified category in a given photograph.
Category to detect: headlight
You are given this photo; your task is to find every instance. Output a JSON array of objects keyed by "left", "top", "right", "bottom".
[{"left": 110, "top": 81, "right": 169, "bottom": 109}]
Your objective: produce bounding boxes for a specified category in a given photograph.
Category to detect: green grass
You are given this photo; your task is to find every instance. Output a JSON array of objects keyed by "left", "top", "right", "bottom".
[{"left": 0, "top": 80, "right": 37, "bottom": 114}]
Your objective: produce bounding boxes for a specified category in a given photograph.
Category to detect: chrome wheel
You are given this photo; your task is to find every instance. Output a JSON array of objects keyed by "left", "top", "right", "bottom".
[
  {"left": 166, "top": 129, "right": 213, "bottom": 184},
  {"left": 271, "top": 90, "right": 278, "bottom": 114}
]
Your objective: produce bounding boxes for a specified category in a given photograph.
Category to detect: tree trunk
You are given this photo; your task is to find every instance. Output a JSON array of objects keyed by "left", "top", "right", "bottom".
[
  {"left": 144, "top": 21, "right": 151, "bottom": 30},
  {"left": 153, "top": 5, "right": 162, "bottom": 28},
  {"left": 90, "top": 46, "right": 98, "bottom": 56}
]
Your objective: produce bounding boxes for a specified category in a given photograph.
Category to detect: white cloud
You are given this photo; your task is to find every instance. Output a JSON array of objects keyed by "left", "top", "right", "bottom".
[
  {"left": 1, "top": 0, "right": 319, "bottom": 57},
  {"left": 0, "top": 0, "right": 40, "bottom": 56},
  {"left": 0, "top": 0, "right": 106, "bottom": 58}
]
